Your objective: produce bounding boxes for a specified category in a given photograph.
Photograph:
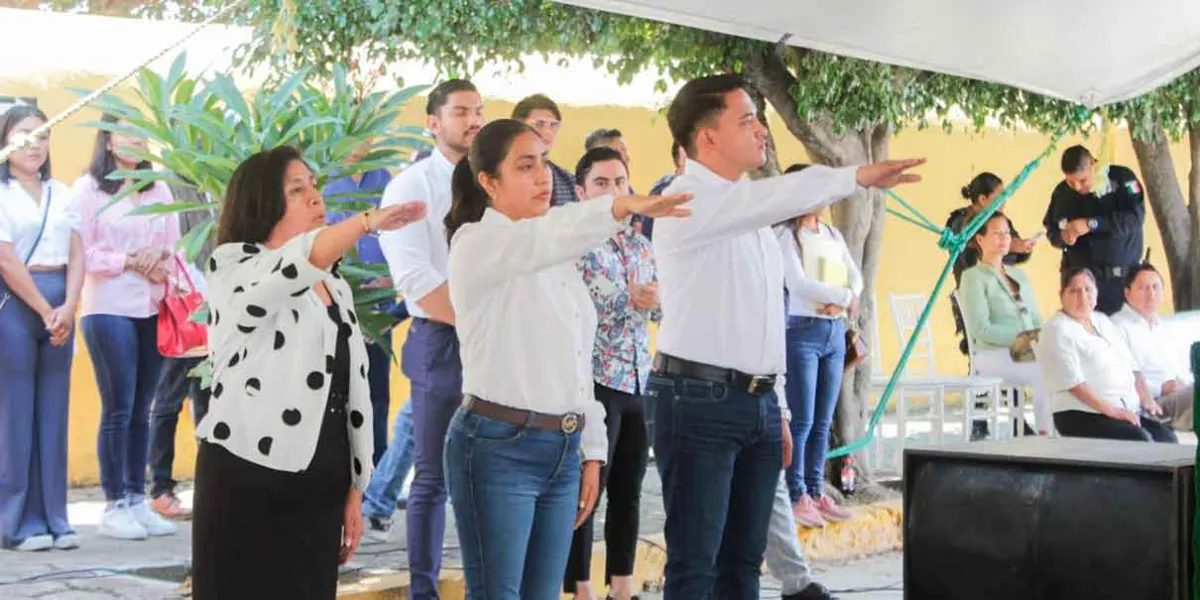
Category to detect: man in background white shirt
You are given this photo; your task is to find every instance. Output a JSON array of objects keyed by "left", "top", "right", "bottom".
[
  {"left": 377, "top": 79, "right": 483, "bottom": 600},
  {"left": 647, "top": 73, "right": 922, "bottom": 599},
  {"left": 1111, "top": 263, "right": 1194, "bottom": 432}
]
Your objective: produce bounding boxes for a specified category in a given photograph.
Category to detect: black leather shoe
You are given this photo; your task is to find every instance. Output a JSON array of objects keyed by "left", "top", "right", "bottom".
[{"left": 784, "top": 581, "right": 838, "bottom": 600}]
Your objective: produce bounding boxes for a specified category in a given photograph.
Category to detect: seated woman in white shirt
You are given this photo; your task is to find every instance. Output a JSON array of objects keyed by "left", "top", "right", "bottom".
[
  {"left": 1039, "top": 266, "right": 1177, "bottom": 443},
  {"left": 191, "top": 146, "right": 425, "bottom": 600},
  {"left": 1112, "top": 262, "right": 1195, "bottom": 432},
  {"left": 957, "top": 212, "right": 1050, "bottom": 435},
  {"left": 443, "top": 119, "right": 690, "bottom": 599}
]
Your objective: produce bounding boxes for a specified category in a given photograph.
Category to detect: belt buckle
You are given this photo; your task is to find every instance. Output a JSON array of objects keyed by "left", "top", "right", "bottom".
[
  {"left": 748, "top": 375, "right": 772, "bottom": 395},
  {"left": 561, "top": 413, "right": 580, "bottom": 434}
]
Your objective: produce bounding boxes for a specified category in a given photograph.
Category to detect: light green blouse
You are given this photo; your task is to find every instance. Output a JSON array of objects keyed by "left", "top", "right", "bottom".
[{"left": 958, "top": 263, "right": 1044, "bottom": 351}]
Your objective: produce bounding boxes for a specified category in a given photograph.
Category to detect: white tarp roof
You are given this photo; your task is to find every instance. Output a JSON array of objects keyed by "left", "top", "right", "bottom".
[{"left": 555, "top": 0, "right": 1200, "bottom": 107}]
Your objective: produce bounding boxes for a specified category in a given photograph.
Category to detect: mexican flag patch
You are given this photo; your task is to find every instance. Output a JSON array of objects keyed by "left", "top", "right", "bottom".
[{"left": 1125, "top": 180, "right": 1141, "bottom": 195}]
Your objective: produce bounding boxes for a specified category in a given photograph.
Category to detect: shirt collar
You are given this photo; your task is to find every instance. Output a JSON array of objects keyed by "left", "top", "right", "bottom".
[
  {"left": 684, "top": 159, "right": 743, "bottom": 187},
  {"left": 1118, "top": 302, "right": 1159, "bottom": 328},
  {"left": 430, "top": 147, "right": 457, "bottom": 175}
]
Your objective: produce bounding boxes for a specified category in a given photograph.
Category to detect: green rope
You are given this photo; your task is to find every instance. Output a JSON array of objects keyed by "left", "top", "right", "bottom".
[
  {"left": 885, "top": 207, "right": 943, "bottom": 235},
  {"left": 827, "top": 109, "right": 1090, "bottom": 461},
  {"left": 884, "top": 189, "right": 943, "bottom": 231},
  {"left": 1193, "top": 343, "right": 1199, "bottom": 596}
]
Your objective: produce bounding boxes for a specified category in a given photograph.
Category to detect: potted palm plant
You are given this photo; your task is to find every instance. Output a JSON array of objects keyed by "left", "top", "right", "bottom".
[{"left": 82, "top": 52, "right": 431, "bottom": 385}]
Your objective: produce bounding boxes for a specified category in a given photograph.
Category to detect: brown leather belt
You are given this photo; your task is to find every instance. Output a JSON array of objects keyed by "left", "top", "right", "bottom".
[
  {"left": 28, "top": 265, "right": 66, "bottom": 272},
  {"left": 463, "top": 395, "right": 584, "bottom": 434}
]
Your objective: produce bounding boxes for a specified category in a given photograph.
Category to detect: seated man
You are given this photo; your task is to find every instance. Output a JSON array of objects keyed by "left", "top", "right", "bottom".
[{"left": 1111, "top": 262, "right": 1194, "bottom": 432}]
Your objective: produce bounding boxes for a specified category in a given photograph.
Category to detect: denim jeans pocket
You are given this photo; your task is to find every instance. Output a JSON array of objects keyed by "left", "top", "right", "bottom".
[{"left": 462, "top": 411, "right": 525, "bottom": 444}]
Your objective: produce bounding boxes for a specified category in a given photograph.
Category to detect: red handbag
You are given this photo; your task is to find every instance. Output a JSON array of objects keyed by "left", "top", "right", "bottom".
[{"left": 157, "top": 255, "right": 208, "bottom": 358}]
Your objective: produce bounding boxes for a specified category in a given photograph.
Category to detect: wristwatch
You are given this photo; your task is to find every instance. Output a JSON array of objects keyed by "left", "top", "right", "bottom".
[{"left": 1088, "top": 218, "right": 1099, "bottom": 231}]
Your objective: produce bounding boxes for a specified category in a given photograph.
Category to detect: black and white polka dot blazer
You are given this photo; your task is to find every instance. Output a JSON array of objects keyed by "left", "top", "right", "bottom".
[{"left": 195, "top": 229, "right": 374, "bottom": 492}]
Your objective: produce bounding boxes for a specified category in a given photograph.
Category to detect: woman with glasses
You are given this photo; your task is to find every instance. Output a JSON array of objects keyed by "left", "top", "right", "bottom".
[{"left": 958, "top": 212, "right": 1049, "bottom": 434}]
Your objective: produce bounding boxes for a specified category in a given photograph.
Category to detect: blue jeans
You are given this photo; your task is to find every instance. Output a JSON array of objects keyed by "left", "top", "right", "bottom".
[
  {"left": 445, "top": 409, "right": 581, "bottom": 600},
  {"left": 402, "top": 318, "right": 463, "bottom": 598},
  {"left": 0, "top": 272, "right": 74, "bottom": 546},
  {"left": 366, "top": 332, "right": 393, "bottom": 464},
  {"left": 362, "top": 399, "right": 415, "bottom": 520},
  {"left": 149, "top": 356, "right": 209, "bottom": 498},
  {"left": 81, "top": 314, "right": 163, "bottom": 502},
  {"left": 648, "top": 372, "right": 783, "bottom": 599},
  {"left": 784, "top": 316, "right": 846, "bottom": 501}
]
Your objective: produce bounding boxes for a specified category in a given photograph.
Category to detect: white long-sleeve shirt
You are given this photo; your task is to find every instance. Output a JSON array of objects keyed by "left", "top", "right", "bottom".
[
  {"left": 775, "top": 222, "right": 863, "bottom": 318},
  {"left": 654, "top": 160, "right": 859, "bottom": 405},
  {"left": 378, "top": 148, "right": 456, "bottom": 319},
  {"left": 1111, "top": 303, "right": 1195, "bottom": 396},
  {"left": 448, "top": 198, "right": 624, "bottom": 462}
]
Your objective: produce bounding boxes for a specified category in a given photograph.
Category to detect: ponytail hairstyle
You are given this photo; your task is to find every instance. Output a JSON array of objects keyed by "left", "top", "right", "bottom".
[
  {"left": 960, "top": 172, "right": 1003, "bottom": 205},
  {"left": 444, "top": 119, "right": 538, "bottom": 242}
]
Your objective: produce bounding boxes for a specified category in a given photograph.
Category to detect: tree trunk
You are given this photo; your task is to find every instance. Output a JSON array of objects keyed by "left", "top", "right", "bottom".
[
  {"left": 1129, "top": 127, "right": 1197, "bottom": 310},
  {"left": 744, "top": 46, "right": 890, "bottom": 490}
]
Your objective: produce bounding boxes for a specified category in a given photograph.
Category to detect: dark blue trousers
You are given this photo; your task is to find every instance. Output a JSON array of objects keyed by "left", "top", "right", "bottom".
[{"left": 0, "top": 271, "right": 74, "bottom": 546}]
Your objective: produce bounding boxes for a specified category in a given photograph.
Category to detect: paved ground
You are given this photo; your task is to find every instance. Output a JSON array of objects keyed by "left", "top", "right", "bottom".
[{"left": 0, "top": 473, "right": 903, "bottom": 599}]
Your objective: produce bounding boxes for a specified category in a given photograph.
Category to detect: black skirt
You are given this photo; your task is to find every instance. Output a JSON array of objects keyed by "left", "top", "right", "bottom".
[{"left": 192, "top": 305, "right": 353, "bottom": 600}]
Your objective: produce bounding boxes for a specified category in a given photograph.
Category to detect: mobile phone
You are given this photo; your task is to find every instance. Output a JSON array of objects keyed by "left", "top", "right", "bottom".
[{"left": 1029, "top": 230, "right": 1046, "bottom": 242}]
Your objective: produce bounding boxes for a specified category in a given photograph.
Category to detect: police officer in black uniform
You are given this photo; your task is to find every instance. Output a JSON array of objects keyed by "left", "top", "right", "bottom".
[{"left": 1043, "top": 145, "right": 1145, "bottom": 314}]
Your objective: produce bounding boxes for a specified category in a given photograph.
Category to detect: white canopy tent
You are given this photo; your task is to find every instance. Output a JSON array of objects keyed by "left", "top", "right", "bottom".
[{"left": 555, "top": 0, "right": 1200, "bottom": 107}]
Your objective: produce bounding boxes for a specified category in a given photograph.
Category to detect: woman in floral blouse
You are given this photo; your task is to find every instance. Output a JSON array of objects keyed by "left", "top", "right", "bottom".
[{"left": 564, "top": 147, "right": 659, "bottom": 600}]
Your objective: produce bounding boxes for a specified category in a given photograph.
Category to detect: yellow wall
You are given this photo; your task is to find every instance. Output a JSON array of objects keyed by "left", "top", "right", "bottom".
[{"left": 1, "top": 74, "right": 1178, "bottom": 485}]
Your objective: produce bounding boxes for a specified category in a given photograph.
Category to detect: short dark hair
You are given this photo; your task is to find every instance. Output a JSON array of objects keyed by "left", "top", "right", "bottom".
[
  {"left": 511, "top": 94, "right": 562, "bottom": 122},
  {"left": 426, "top": 79, "right": 478, "bottom": 116},
  {"left": 574, "top": 146, "right": 627, "bottom": 186},
  {"left": 667, "top": 74, "right": 751, "bottom": 157},
  {"left": 0, "top": 104, "right": 51, "bottom": 183},
  {"left": 1060, "top": 265, "right": 1097, "bottom": 293},
  {"left": 785, "top": 163, "right": 811, "bottom": 175},
  {"left": 584, "top": 128, "right": 622, "bottom": 150},
  {"left": 961, "top": 172, "right": 1003, "bottom": 203},
  {"left": 218, "top": 146, "right": 306, "bottom": 245},
  {"left": 1061, "top": 145, "right": 1094, "bottom": 175},
  {"left": 1124, "top": 262, "right": 1162, "bottom": 289},
  {"left": 89, "top": 113, "right": 153, "bottom": 195},
  {"left": 445, "top": 119, "right": 537, "bottom": 242}
]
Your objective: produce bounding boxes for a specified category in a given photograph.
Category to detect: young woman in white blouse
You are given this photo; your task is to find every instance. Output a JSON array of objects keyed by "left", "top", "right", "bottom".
[
  {"left": 1039, "top": 266, "right": 1176, "bottom": 443},
  {"left": 443, "top": 119, "right": 690, "bottom": 599},
  {"left": 0, "top": 105, "right": 84, "bottom": 552},
  {"left": 774, "top": 163, "right": 863, "bottom": 529},
  {"left": 191, "top": 146, "right": 425, "bottom": 600}
]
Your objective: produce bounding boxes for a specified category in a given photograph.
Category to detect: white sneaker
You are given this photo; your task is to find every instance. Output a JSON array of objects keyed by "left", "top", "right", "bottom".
[
  {"left": 13, "top": 534, "right": 53, "bottom": 552},
  {"left": 99, "top": 502, "right": 148, "bottom": 540},
  {"left": 53, "top": 533, "right": 81, "bottom": 550},
  {"left": 128, "top": 499, "right": 177, "bottom": 536}
]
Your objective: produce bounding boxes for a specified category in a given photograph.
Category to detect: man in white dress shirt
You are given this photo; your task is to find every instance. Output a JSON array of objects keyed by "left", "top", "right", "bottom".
[
  {"left": 1111, "top": 263, "right": 1194, "bottom": 432},
  {"left": 377, "top": 79, "right": 483, "bottom": 599},
  {"left": 647, "top": 74, "right": 922, "bottom": 599}
]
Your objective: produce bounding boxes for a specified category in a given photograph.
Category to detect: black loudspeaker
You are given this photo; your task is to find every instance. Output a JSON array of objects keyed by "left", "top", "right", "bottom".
[{"left": 904, "top": 437, "right": 1194, "bottom": 600}]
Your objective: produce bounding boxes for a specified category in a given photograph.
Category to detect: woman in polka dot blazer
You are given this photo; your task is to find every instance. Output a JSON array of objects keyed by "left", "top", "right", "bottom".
[{"left": 190, "top": 146, "right": 426, "bottom": 600}]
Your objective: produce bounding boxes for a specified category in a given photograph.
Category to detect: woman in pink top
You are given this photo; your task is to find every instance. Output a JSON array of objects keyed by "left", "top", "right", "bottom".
[{"left": 76, "top": 114, "right": 181, "bottom": 541}]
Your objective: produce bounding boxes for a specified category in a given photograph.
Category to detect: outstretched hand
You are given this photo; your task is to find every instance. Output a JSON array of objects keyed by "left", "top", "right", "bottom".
[
  {"left": 612, "top": 192, "right": 693, "bottom": 221},
  {"left": 369, "top": 201, "right": 428, "bottom": 232},
  {"left": 856, "top": 159, "right": 926, "bottom": 189}
]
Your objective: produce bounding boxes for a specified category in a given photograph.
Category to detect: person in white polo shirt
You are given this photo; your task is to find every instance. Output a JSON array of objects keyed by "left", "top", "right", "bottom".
[
  {"left": 646, "top": 73, "right": 923, "bottom": 600},
  {"left": 1111, "top": 261, "right": 1194, "bottom": 432},
  {"left": 1039, "top": 266, "right": 1177, "bottom": 442}
]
